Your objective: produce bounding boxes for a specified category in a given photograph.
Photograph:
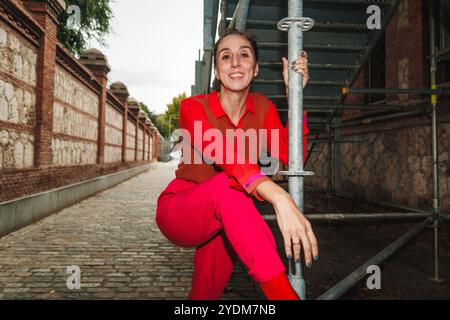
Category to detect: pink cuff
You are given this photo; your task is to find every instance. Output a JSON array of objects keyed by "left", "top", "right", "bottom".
[{"left": 243, "top": 172, "right": 266, "bottom": 191}]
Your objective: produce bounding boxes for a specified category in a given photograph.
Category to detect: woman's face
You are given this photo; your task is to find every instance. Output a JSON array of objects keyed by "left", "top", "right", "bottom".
[{"left": 214, "top": 34, "right": 259, "bottom": 93}]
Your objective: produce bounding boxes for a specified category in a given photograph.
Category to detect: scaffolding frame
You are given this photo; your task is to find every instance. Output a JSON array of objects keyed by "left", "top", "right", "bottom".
[
  {"left": 299, "top": 0, "right": 446, "bottom": 298},
  {"left": 204, "top": 0, "right": 448, "bottom": 299}
]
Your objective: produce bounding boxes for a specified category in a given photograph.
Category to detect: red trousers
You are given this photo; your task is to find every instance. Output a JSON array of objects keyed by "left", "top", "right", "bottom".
[{"left": 155, "top": 172, "right": 286, "bottom": 300}]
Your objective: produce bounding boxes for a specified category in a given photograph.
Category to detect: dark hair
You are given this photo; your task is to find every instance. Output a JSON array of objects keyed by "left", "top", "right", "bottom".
[{"left": 212, "top": 29, "right": 259, "bottom": 91}]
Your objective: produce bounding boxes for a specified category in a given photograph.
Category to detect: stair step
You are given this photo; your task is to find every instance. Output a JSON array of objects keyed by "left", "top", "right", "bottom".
[
  {"left": 258, "top": 42, "right": 366, "bottom": 51},
  {"left": 226, "top": 2, "right": 386, "bottom": 24},
  {"left": 259, "top": 61, "right": 358, "bottom": 70},
  {"left": 227, "top": 0, "right": 391, "bottom": 5},
  {"left": 258, "top": 66, "right": 350, "bottom": 82},
  {"left": 246, "top": 19, "right": 368, "bottom": 31},
  {"left": 254, "top": 79, "right": 345, "bottom": 86}
]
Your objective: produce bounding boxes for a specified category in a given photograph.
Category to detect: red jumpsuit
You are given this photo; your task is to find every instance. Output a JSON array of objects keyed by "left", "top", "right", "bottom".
[{"left": 155, "top": 91, "right": 308, "bottom": 299}]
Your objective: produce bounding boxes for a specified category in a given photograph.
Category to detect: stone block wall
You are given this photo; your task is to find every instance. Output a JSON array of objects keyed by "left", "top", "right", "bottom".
[
  {"left": 144, "top": 132, "right": 150, "bottom": 160},
  {"left": 104, "top": 103, "right": 123, "bottom": 164},
  {"left": 0, "top": 0, "right": 162, "bottom": 203},
  {"left": 0, "top": 20, "right": 37, "bottom": 171},
  {"left": 305, "top": 143, "right": 330, "bottom": 191},
  {"left": 337, "top": 125, "right": 450, "bottom": 210},
  {"left": 137, "top": 127, "right": 144, "bottom": 161},
  {"left": 126, "top": 119, "right": 136, "bottom": 162}
]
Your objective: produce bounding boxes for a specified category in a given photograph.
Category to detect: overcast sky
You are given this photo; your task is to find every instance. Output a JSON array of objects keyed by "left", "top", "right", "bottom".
[{"left": 89, "top": 0, "right": 204, "bottom": 114}]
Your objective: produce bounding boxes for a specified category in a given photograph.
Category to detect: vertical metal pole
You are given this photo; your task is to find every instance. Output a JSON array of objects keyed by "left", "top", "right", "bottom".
[
  {"left": 333, "top": 117, "right": 342, "bottom": 193},
  {"left": 234, "top": 0, "right": 251, "bottom": 32},
  {"left": 203, "top": 0, "right": 219, "bottom": 93},
  {"left": 328, "top": 121, "right": 334, "bottom": 211},
  {"left": 428, "top": 0, "right": 444, "bottom": 282},
  {"left": 277, "top": 0, "right": 314, "bottom": 300},
  {"left": 287, "top": 0, "right": 306, "bottom": 300}
]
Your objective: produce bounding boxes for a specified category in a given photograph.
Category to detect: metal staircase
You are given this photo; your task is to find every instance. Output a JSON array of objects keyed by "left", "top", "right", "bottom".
[{"left": 194, "top": 0, "right": 401, "bottom": 134}]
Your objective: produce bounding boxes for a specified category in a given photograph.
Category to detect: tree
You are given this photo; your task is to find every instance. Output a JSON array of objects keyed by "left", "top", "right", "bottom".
[
  {"left": 136, "top": 93, "right": 186, "bottom": 138},
  {"left": 139, "top": 102, "right": 165, "bottom": 137},
  {"left": 163, "top": 92, "right": 186, "bottom": 138},
  {"left": 57, "top": 0, "right": 114, "bottom": 56}
]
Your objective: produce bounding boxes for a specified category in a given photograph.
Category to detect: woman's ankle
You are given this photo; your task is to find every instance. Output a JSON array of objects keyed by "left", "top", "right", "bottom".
[{"left": 258, "top": 271, "right": 300, "bottom": 300}]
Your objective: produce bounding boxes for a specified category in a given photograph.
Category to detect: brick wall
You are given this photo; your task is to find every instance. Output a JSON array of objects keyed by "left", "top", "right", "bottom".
[
  {"left": 306, "top": 0, "right": 450, "bottom": 212},
  {"left": 0, "top": 0, "right": 162, "bottom": 203}
]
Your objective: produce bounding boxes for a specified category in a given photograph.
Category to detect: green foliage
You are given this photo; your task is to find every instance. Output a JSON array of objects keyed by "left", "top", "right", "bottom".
[
  {"left": 163, "top": 92, "right": 186, "bottom": 138},
  {"left": 139, "top": 103, "right": 165, "bottom": 137},
  {"left": 57, "top": 0, "right": 114, "bottom": 56}
]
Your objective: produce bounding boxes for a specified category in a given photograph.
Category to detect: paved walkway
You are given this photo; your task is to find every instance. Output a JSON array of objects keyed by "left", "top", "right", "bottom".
[
  {"left": 1, "top": 160, "right": 449, "bottom": 300},
  {"left": 0, "top": 161, "right": 262, "bottom": 300}
]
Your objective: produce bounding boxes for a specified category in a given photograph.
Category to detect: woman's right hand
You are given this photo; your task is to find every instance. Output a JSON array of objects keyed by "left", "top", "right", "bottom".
[{"left": 255, "top": 180, "right": 318, "bottom": 267}]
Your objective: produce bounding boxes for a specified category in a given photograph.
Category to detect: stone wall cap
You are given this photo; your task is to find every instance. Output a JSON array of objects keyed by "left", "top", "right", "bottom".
[
  {"left": 127, "top": 97, "right": 139, "bottom": 110},
  {"left": 79, "top": 48, "right": 111, "bottom": 70},
  {"left": 80, "top": 48, "right": 106, "bottom": 58},
  {"left": 110, "top": 81, "right": 129, "bottom": 96},
  {"left": 56, "top": 0, "right": 67, "bottom": 10},
  {"left": 138, "top": 110, "right": 147, "bottom": 118}
]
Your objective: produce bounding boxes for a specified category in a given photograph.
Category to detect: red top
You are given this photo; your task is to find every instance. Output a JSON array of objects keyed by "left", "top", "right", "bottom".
[{"left": 175, "top": 90, "right": 309, "bottom": 200}]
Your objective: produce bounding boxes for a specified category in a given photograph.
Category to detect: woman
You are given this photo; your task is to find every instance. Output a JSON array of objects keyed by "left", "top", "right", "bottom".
[{"left": 156, "top": 29, "right": 318, "bottom": 300}]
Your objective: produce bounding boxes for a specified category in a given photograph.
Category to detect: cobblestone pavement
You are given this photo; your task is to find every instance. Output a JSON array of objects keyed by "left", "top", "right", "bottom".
[
  {"left": 1, "top": 160, "right": 449, "bottom": 300},
  {"left": 0, "top": 161, "right": 262, "bottom": 300}
]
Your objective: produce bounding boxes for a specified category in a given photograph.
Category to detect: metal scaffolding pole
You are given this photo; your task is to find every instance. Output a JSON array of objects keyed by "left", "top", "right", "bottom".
[
  {"left": 342, "top": 87, "right": 450, "bottom": 95},
  {"left": 262, "top": 212, "right": 431, "bottom": 222},
  {"left": 308, "top": 139, "right": 365, "bottom": 144},
  {"left": 428, "top": 0, "right": 443, "bottom": 283},
  {"left": 277, "top": 0, "right": 315, "bottom": 300},
  {"left": 316, "top": 218, "right": 433, "bottom": 300},
  {"left": 228, "top": 0, "right": 251, "bottom": 32},
  {"left": 278, "top": 103, "right": 428, "bottom": 111},
  {"left": 334, "top": 108, "right": 429, "bottom": 129}
]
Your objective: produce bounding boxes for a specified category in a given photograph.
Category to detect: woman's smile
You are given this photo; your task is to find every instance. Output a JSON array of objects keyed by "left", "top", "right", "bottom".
[{"left": 229, "top": 72, "right": 244, "bottom": 80}]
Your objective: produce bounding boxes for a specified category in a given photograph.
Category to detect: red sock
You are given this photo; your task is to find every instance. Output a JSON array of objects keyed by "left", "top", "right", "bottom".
[{"left": 258, "top": 272, "right": 301, "bottom": 300}]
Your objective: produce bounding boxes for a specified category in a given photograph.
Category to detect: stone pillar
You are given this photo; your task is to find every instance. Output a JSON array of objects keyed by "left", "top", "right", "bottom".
[
  {"left": 22, "top": 0, "right": 66, "bottom": 168},
  {"left": 145, "top": 120, "right": 152, "bottom": 161},
  {"left": 110, "top": 81, "right": 129, "bottom": 163},
  {"left": 127, "top": 98, "right": 140, "bottom": 161},
  {"left": 138, "top": 110, "right": 147, "bottom": 161},
  {"left": 79, "top": 49, "right": 111, "bottom": 165},
  {"left": 149, "top": 127, "right": 155, "bottom": 161},
  {"left": 156, "top": 132, "right": 161, "bottom": 161},
  {"left": 153, "top": 132, "right": 157, "bottom": 161}
]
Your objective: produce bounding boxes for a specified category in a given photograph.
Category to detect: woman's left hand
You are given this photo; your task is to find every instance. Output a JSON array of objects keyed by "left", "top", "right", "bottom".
[{"left": 282, "top": 50, "right": 309, "bottom": 89}]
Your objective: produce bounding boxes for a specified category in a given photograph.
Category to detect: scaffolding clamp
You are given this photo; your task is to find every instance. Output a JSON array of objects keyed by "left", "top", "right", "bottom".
[
  {"left": 277, "top": 17, "right": 315, "bottom": 32},
  {"left": 278, "top": 170, "right": 315, "bottom": 177}
]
